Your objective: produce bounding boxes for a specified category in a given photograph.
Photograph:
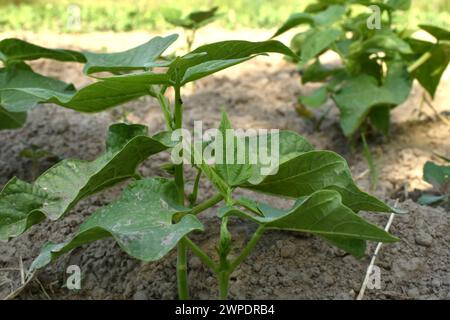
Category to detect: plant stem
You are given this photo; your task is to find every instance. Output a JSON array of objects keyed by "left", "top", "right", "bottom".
[
  {"left": 174, "top": 85, "right": 184, "bottom": 204},
  {"left": 229, "top": 225, "right": 265, "bottom": 273},
  {"left": 407, "top": 51, "right": 432, "bottom": 73},
  {"left": 177, "top": 239, "right": 189, "bottom": 300},
  {"left": 183, "top": 237, "right": 218, "bottom": 272},
  {"left": 173, "top": 84, "right": 189, "bottom": 300},
  {"left": 188, "top": 169, "right": 202, "bottom": 206},
  {"left": 190, "top": 193, "right": 223, "bottom": 215},
  {"left": 218, "top": 271, "right": 230, "bottom": 300}
]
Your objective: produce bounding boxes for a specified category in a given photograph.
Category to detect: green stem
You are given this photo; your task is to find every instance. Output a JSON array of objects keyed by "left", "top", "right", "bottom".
[
  {"left": 157, "top": 92, "right": 174, "bottom": 130},
  {"left": 173, "top": 84, "right": 189, "bottom": 300},
  {"left": 218, "top": 271, "right": 230, "bottom": 300},
  {"left": 407, "top": 51, "right": 432, "bottom": 73},
  {"left": 177, "top": 239, "right": 189, "bottom": 300},
  {"left": 188, "top": 169, "right": 202, "bottom": 206},
  {"left": 183, "top": 237, "right": 218, "bottom": 272},
  {"left": 190, "top": 193, "right": 223, "bottom": 215},
  {"left": 174, "top": 85, "right": 184, "bottom": 205},
  {"left": 229, "top": 225, "right": 265, "bottom": 273}
]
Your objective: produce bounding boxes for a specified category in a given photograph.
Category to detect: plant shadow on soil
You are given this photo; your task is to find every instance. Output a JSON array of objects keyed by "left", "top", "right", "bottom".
[{"left": 0, "top": 34, "right": 449, "bottom": 300}]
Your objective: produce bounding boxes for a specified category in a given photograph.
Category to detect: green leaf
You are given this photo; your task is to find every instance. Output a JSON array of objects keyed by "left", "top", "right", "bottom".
[
  {"left": 368, "top": 105, "right": 391, "bottom": 135},
  {"left": 0, "top": 123, "right": 172, "bottom": 242},
  {"left": 300, "top": 28, "right": 343, "bottom": 63},
  {"left": 0, "top": 38, "right": 85, "bottom": 64},
  {"left": 187, "top": 7, "right": 220, "bottom": 27},
  {"left": 212, "top": 125, "right": 313, "bottom": 187},
  {"left": 411, "top": 43, "right": 450, "bottom": 98},
  {"left": 423, "top": 161, "right": 450, "bottom": 193},
  {"left": 3, "top": 71, "right": 170, "bottom": 113},
  {"left": 298, "top": 86, "right": 328, "bottom": 108},
  {"left": 417, "top": 194, "right": 446, "bottom": 206},
  {"left": 244, "top": 150, "right": 393, "bottom": 213},
  {"left": 30, "top": 178, "right": 203, "bottom": 272},
  {"left": 82, "top": 34, "right": 178, "bottom": 74},
  {"left": 302, "top": 60, "right": 341, "bottom": 84},
  {"left": 0, "top": 106, "right": 27, "bottom": 130},
  {"left": 219, "top": 190, "right": 398, "bottom": 257},
  {"left": 0, "top": 63, "right": 75, "bottom": 113},
  {"left": 272, "top": 5, "right": 345, "bottom": 38},
  {"left": 163, "top": 7, "right": 219, "bottom": 29},
  {"left": 419, "top": 25, "right": 450, "bottom": 41},
  {"left": 385, "top": 0, "right": 411, "bottom": 11},
  {"left": 168, "top": 40, "right": 297, "bottom": 84},
  {"left": 313, "top": 5, "right": 346, "bottom": 26},
  {"left": 333, "top": 62, "right": 412, "bottom": 136},
  {"left": 358, "top": 30, "right": 413, "bottom": 55},
  {"left": 272, "top": 13, "right": 314, "bottom": 38}
]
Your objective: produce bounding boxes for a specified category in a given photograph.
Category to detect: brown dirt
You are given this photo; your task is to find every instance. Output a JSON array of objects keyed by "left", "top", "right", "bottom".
[{"left": 0, "top": 29, "right": 449, "bottom": 300}]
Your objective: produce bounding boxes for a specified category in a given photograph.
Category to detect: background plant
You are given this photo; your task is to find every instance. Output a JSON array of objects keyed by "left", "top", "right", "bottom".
[
  {"left": 419, "top": 154, "right": 450, "bottom": 211},
  {"left": 0, "top": 35, "right": 398, "bottom": 299},
  {"left": 272, "top": 0, "right": 450, "bottom": 138},
  {"left": 163, "top": 7, "right": 221, "bottom": 52},
  {"left": 0, "top": 0, "right": 448, "bottom": 33}
]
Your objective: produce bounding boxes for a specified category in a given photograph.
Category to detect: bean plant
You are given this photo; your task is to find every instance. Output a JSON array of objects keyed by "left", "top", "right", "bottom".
[
  {"left": 163, "top": 7, "right": 221, "bottom": 52},
  {"left": 0, "top": 34, "right": 399, "bottom": 299},
  {"left": 419, "top": 155, "right": 450, "bottom": 211},
  {"left": 272, "top": 0, "right": 450, "bottom": 138}
]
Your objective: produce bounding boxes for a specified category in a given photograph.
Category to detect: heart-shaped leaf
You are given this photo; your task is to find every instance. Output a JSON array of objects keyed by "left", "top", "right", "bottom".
[
  {"left": 0, "top": 38, "right": 85, "bottom": 64},
  {"left": 82, "top": 34, "right": 178, "bottom": 74},
  {"left": 411, "top": 43, "right": 450, "bottom": 98},
  {"left": 333, "top": 62, "right": 412, "bottom": 136},
  {"left": 300, "top": 28, "right": 343, "bottom": 63},
  {"left": 2, "top": 70, "right": 170, "bottom": 113},
  {"left": 219, "top": 190, "right": 398, "bottom": 257},
  {"left": 0, "top": 123, "right": 173, "bottom": 242},
  {"left": 0, "top": 63, "right": 75, "bottom": 112},
  {"left": 168, "top": 40, "right": 297, "bottom": 84},
  {"left": 243, "top": 150, "right": 394, "bottom": 213},
  {"left": 30, "top": 178, "right": 203, "bottom": 272}
]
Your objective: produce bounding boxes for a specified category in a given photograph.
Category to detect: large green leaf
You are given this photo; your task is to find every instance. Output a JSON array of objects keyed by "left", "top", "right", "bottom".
[
  {"left": 211, "top": 111, "right": 313, "bottom": 187},
  {"left": 333, "top": 62, "right": 412, "bottom": 136},
  {"left": 272, "top": 5, "right": 345, "bottom": 38},
  {"left": 2, "top": 71, "right": 170, "bottom": 113},
  {"left": 300, "top": 28, "right": 343, "bottom": 63},
  {"left": 411, "top": 43, "right": 450, "bottom": 98},
  {"left": 82, "top": 34, "right": 178, "bottom": 74},
  {"left": 168, "top": 40, "right": 297, "bottom": 84},
  {"left": 0, "top": 38, "right": 85, "bottom": 64},
  {"left": 30, "top": 178, "right": 203, "bottom": 272},
  {"left": 419, "top": 24, "right": 450, "bottom": 41},
  {"left": 243, "top": 150, "right": 393, "bottom": 213},
  {"left": 0, "top": 63, "right": 75, "bottom": 113},
  {"left": 0, "top": 106, "right": 27, "bottom": 130},
  {"left": 219, "top": 190, "right": 398, "bottom": 257},
  {"left": 357, "top": 30, "right": 413, "bottom": 55},
  {"left": 0, "top": 123, "right": 173, "bottom": 242},
  {"left": 272, "top": 13, "right": 314, "bottom": 38}
]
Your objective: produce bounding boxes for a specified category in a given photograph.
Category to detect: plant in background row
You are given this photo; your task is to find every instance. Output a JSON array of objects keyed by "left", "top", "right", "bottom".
[
  {"left": 273, "top": 0, "right": 450, "bottom": 138},
  {"left": 163, "top": 7, "right": 221, "bottom": 52},
  {"left": 0, "top": 35, "right": 398, "bottom": 299},
  {"left": 419, "top": 154, "right": 450, "bottom": 211}
]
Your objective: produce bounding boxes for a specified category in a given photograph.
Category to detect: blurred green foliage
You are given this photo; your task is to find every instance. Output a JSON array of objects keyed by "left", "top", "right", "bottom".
[{"left": 0, "top": 0, "right": 448, "bottom": 33}]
